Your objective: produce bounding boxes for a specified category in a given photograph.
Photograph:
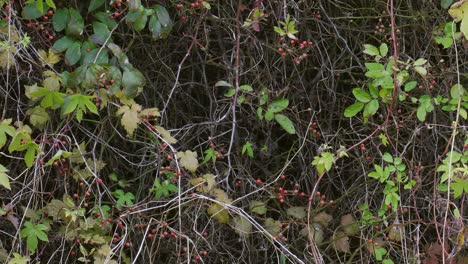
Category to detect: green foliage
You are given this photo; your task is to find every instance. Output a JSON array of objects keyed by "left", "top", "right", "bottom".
[
  {"left": 62, "top": 94, "right": 99, "bottom": 122},
  {"left": 20, "top": 221, "right": 49, "bottom": 252},
  {"left": 150, "top": 178, "right": 178, "bottom": 199},
  {"left": 274, "top": 15, "right": 299, "bottom": 39},
  {"left": 448, "top": 1, "right": 468, "bottom": 40},
  {"left": 311, "top": 151, "right": 335, "bottom": 175},
  {"left": 112, "top": 190, "right": 135, "bottom": 209},
  {"left": 242, "top": 141, "right": 254, "bottom": 158},
  {"left": 0, "top": 164, "right": 11, "bottom": 190},
  {"left": 203, "top": 147, "right": 217, "bottom": 164}
]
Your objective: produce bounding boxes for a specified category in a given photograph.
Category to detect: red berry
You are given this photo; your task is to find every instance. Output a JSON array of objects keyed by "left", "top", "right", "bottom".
[
  {"left": 97, "top": 178, "right": 103, "bottom": 185},
  {"left": 73, "top": 193, "right": 79, "bottom": 199},
  {"left": 43, "top": 16, "right": 48, "bottom": 21},
  {"left": 114, "top": 12, "right": 120, "bottom": 17},
  {"left": 125, "top": 242, "right": 131, "bottom": 248},
  {"left": 255, "top": 178, "right": 262, "bottom": 185},
  {"left": 280, "top": 175, "right": 286, "bottom": 180},
  {"left": 176, "top": 4, "right": 183, "bottom": 9},
  {"left": 148, "top": 234, "right": 153, "bottom": 239},
  {"left": 53, "top": 161, "right": 59, "bottom": 167},
  {"left": 48, "top": 10, "right": 54, "bottom": 16},
  {"left": 300, "top": 192, "right": 306, "bottom": 197}
]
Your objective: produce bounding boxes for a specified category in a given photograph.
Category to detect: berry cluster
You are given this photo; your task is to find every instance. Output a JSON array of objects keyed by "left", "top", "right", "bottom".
[
  {"left": 276, "top": 37, "right": 313, "bottom": 65},
  {"left": 25, "top": 9, "right": 56, "bottom": 41},
  {"left": 308, "top": 122, "right": 321, "bottom": 138},
  {"left": 175, "top": 0, "right": 210, "bottom": 22}
]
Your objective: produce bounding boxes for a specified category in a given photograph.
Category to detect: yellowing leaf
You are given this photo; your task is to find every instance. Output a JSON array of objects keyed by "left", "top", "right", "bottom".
[
  {"left": 300, "top": 223, "right": 324, "bottom": 244},
  {"left": 140, "top": 108, "right": 160, "bottom": 117},
  {"left": 264, "top": 218, "right": 281, "bottom": 236},
  {"left": 207, "top": 203, "right": 230, "bottom": 224},
  {"left": 177, "top": 150, "right": 199, "bottom": 173},
  {"left": 0, "top": 45, "right": 16, "bottom": 70},
  {"left": 388, "top": 220, "right": 405, "bottom": 241},
  {"left": 155, "top": 126, "right": 177, "bottom": 144},
  {"left": 449, "top": 0, "right": 468, "bottom": 40},
  {"left": 117, "top": 105, "right": 140, "bottom": 137},
  {"left": 211, "top": 188, "right": 232, "bottom": 204},
  {"left": 0, "top": 164, "right": 11, "bottom": 190},
  {"left": 38, "top": 49, "right": 61, "bottom": 66},
  {"left": 42, "top": 70, "right": 61, "bottom": 91},
  {"left": 188, "top": 173, "right": 216, "bottom": 193},
  {"left": 26, "top": 106, "right": 50, "bottom": 129}
]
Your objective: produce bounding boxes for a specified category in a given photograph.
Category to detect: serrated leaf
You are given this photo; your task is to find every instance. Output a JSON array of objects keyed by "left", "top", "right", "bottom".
[
  {"left": 53, "top": 36, "right": 74, "bottom": 52},
  {"left": 264, "top": 218, "right": 281, "bottom": 236},
  {"left": 0, "top": 119, "right": 16, "bottom": 149},
  {"left": 20, "top": 222, "right": 49, "bottom": 252},
  {"left": 177, "top": 150, "right": 199, "bottom": 173},
  {"left": 116, "top": 105, "right": 140, "bottom": 137},
  {"left": 274, "top": 114, "right": 295, "bottom": 134},
  {"left": 448, "top": 1, "right": 468, "bottom": 40},
  {"left": 242, "top": 141, "right": 254, "bottom": 158},
  {"left": 38, "top": 49, "right": 61, "bottom": 66}
]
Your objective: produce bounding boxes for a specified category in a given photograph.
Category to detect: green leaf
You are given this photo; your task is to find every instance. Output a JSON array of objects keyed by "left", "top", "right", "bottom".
[
  {"left": 21, "top": 4, "right": 45, "bottom": 19},
  {"left": 88, "top": 0, "right": 105, "bottom": 13},
  {"left": 264, "top": 111, "right": 274, "bottom": 121},
  {"left": 8, "top": 253, "right": 30, "bottom": 264},
  {"left": 352, "top": 88, "right": 372, "bottom": 103},
  {"left": 52, "top": 36, "right": 74, "bottom": 52},
  {"left": 404, "top": 81, "right": 417, "bottom": 92},
  {"left": 233, "top": 216, "right": 252, "bottom": 237},
  {"left": 46, "top": 0, "right": 56, "bottom": 9},
  {"left": 242, "top": 142, "right": 254, "bottom": 158},
  {"left": 365, "top": 62, "right": 385, "bottom": 71},
  {"left": 66, "top": 8, "right": 85, "bottom": 37},
  {"left": 122, "top": 67, "right": 146, "bottom": 98},
  {"left": 449, "top": 1, "right": 468, "bottom": 40},
  {"left": 65, "top": 41, "right": 82, "bottom": 66},
  {"left": 442, "top": 0, "right": 454, "bottom": 9},
  {"left": 215, "top": 80, "right": 232, "bottom": 87},
  {"left": 0, "top": 119, "right": 15, "bottom": 149},
  {"left": 435, "top": 36, "right": 453, "bottom": 48},
  {"left": 95, "top": 12, "right": 118, "bottom": 29},
  {"left": 112, "top": 190, "right": 135, "bottom": 209},
  {"left": 90, "top": 22, "right": 111, "bottom": 45},
  {"left": 274, "top": 114, "right": 295, "bottom": 134},
  {"left": 62, "top": 94, "right": 99, "bottom": 122},
  {"left": 382, "top": 153, "right": 393, "bottom": 163},
  {"left": 256, "top": 107, "right": 263, "bottom": 120},
  {"left": 379, "top": 43, "right": 388, "bottom": 57},
  {"left": 287, "top": 206, "right": 306, "bottom": 219},
  {"left": 203, "top": 148, "right": 217, "bottom": 164},
  {"left": 24, "top": 144, "right": 38, "bottom": 168},
  {"left": 53, "top": 8, "right": 70, "bottom": 32},
  {"left": 20, "top": 221, "right": 49, "bottom": 252},
  {"left": 414, "top": 58, "right": 427, "bottom": 66},
  {"left": 224, "top": 89, "right": 235, "bottom": 97},
  {"left": 268, "top": 98, "right": 289, "bottom": 113},
  {"left": 414, "top": 66, "right": 427, "bottom": 76},
  {"left": 344, "top": 102, "right": 364, "bottom": 117},
  {"left": 249, "top": 201, "right": 267, "bottom": 215},
  {"left": 451, "top": 178, "right": 468, "bottom": 198},
  {"left": 374, "top": 247, "right": 387, "bottom": 261},
  {"left": 27, "top": 106, "right": 50, "bottom": 129},
  {"left": 365, "top": 99, "right": 379, "bottom": 116},
  {"left": 239, "top": 84, "right": 253, "bottom": 92},
  {"left": 0, "top": 164, "right": 11, "bottom": 190},
  {"left": 36, "top": 0, "right": 44, "bottom": 13},
  {"left": 363, "top": 44, "right": 380, "bottom": 57},
  {"left": 31, "top": 88, "right": 65, "bottom": 110}
]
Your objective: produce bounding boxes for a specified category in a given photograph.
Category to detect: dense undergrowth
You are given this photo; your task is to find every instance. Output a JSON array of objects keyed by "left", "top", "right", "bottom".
[{"left": 0, "top": 0, "right": 467, "bottom": 263}]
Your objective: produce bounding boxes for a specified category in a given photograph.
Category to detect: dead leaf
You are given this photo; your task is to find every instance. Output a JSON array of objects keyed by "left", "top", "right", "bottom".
[
  {"left": 38, "top": 49, "right": 61, "bottom": 66},
  {"left": 340, "top": 214, "right": 359, "bottom": 236},
  {"left": 233, "top": 216, "right": 252, "bottom": 236},
  {"left": 333, "top": 232, "right": 350, "bottom": 253},
  {"left": 286, "top": 206, "right": 306, "bottom": 219},
  {"left": 116, "top": 104, "right": 141, "bottom": 137},
  {"left": 313, "top": 212, "right": 333, "bottom": 227}
]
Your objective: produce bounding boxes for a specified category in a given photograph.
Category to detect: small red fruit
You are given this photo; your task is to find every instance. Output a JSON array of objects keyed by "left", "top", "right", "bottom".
[
  {"left": 176, "top": 4, "right": 183, "bottom": 9},
  {"left": 148, "top": 234, "right": 153, "bottom": 239},
  {"left": 125, "top": 242, "right": 131, "bottom": 248},
  {"left": 43, "top": 16, "right": 48, "bottom": 21},
  {"left": 48, "top": 10, "right": 54, "bottom": 16},
  {"left": 255, "top": 178, "right": 262, "bottom": 185},
  {"left": 73, "top": 193, "right": 79, "bottom": 199},
  {"left": 97, "top": 178, "right": 103, "bottom": 185},
  {"left": 53, "top": 161, "right": 59, "bottom": 167}
]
